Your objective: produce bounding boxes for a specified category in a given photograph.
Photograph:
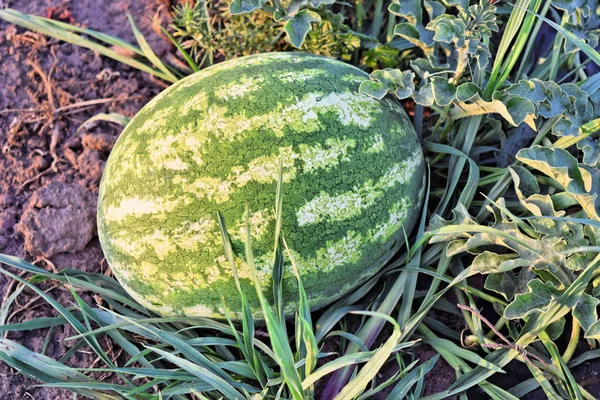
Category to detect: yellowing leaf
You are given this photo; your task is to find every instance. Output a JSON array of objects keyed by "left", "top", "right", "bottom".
[{"left": 449, "top": 98, "right": 537, "bottom": 130}]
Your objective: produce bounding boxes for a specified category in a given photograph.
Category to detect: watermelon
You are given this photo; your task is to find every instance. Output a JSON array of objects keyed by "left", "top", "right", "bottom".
[{"left": 98, "top": 52, "right": 425, "bottom": 318}]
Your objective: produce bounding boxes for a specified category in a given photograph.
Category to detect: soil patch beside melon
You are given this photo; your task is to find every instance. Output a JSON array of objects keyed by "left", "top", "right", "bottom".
[{"left": 0, "top": 1, "right": 166, "bottom": 397}]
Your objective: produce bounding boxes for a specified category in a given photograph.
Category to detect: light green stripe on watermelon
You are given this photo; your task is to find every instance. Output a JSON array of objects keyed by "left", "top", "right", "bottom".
[{"left": 98, "top": 52, "right": 425, "bottom": 319}]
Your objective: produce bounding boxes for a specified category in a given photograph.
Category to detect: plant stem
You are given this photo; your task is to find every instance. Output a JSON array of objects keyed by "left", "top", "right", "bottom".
[
  {"left": 562, "top": 316, "right": 580, "bottom": 363},
  {"left": 371, "top": 0, "right": 384, "bottom": 39},
  {"left": 455, "top": 290, "right": 477, "bottom": 334},
  {"left": 486, "top": 317, "right": 507, "bottom": 339},
  {"left": 202, "top": 0, "right": 214, "bottom": 66},
  {"left": 386, "top": 12, "right": 395, "bottom": 43},
  {"left": 354, "top": 0, "right": 365, "bottom": 33},
  {"left": 548, "top": 13, "right": 569, "bottom": 81}
]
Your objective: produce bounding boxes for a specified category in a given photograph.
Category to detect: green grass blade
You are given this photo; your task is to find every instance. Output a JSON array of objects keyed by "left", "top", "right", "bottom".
[
  {"left": 156, "top": 23, "right": 199, "bottom": 73},
  {"left": 145, "top": 346, "right": 245, "bottom": 399},
  {"left": 13, "top": 9, "right": 143, "bottom": 54},
  {"left": 127, "top": 14, "right": 178, "bottom": 82},
  {"left": 0, "top": 281, "right": 25, "bottom": 325},
  {"left": 272, "top": 158, "right": 286, "bottom": 324},
  {"left": 315, "top": 305, "right": 365, "bottom": 343},
  {"left": 0, "top": 253, "right": 145, "bottom": 312},
  {"left": 37, "top": 382, "right": 133, "bottom": 391},
  {"left": 509, "top": 378, "right": 544, "bottom": 398},
  {"left": 283, "top": 234, "right": 316, "bottom": 378},
  {"left": 515, "top": 0, "right": 552, "bottom": 79},
  {"left": 484, "top": 0, "right": 537, "bottom": 97},
  {"left": 385, "top": 355, "right": 439, "bottom": 400},
  {"left": 65, "top": 278, "right": 126, "bottom": 377},
  {"left": 0, "top": 316, "right": 69, "bottom": 331},
  {"left": 0, "top": 339, "right": 89, "bottom": 381},
  {"left": 521, "top": 6, "right": 600, "bottom": 67},
  {"left": 539, "top": 331, "right": 583, "bottom": 400},
  {"left": 525, "top": 362, "right": 563, "bottom": 400},
  {"left": 77, "top": 113, "right": 131, "bottom": 133},
  {"left": 218, "top": 207, "right": 268, "bottom": 388},
  {"left": 333, "top": 311, "right": 402, "bottom": 400},
  {"left": 325, "top": 331, "right": 369, "bottom": 352},
  {"left": 357, "top": 367, "right": 405, "bottom": 400},
  {"left": 422, "top": 338, "right": 504, "bottom": 373},
  {"left": 301, "top": 318, "right": 318, "bottom": 378},
  {"left": 244, "top": 206, "right": 304, "bottom": 400},
  {"left": 0, "top": 9, "right": 176, "bottom": 82},
  {"left": 495, "top": 0, "right": 543, "bottom": 88},
  {"left": 0, "top": 266, "right": 131, "bottom": 377},
  {"left": 160, "top": 381, "right": 215, "bottom": 396},
  {"left": 0, "top": 339, "right": 119, "bottom": 399},
  {"left": 426, "top": 142, "right": 480, "bottom": 214},
  {"left": 302, "top": 348, "right": 397, "bottom": 389}
]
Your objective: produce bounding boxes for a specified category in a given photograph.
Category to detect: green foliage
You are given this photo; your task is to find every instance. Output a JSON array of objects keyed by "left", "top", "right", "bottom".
[
  {"left": 358, "top": 0, "right": 600, "bottom": 397},
  {"left": 169, "top": 1, "right": 362, "bottom": 63},
  {"left": 299, "top": 13, "right": 361, "bottom": 61},
  {"left": 170, "top": 1, "right": 286, "bottom": 65}
]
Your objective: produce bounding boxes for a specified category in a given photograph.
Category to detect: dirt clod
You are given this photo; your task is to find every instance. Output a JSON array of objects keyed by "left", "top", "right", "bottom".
[
  {"left": 16, "top": 181, "right": 96, "bottom": 257},
  {"left": 76, "top": 148, "right": 106, "bottom": 187},
  {"left": 81, "top": 132, "right": 116, "bottom": 152},
  {"left": 0, "top": 210, "right": 17, "bottom": 235},
  {"left": 30, "top": 154, "right": 49, "bottom": 170}
]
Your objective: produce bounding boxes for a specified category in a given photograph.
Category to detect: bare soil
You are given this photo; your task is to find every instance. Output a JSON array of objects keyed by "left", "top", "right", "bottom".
[
  {"left": 0, "top": 1, "right": 169, "bottom": 398},
  {"left": 1, "top": 1, "right": 599, "bottom": 400}
]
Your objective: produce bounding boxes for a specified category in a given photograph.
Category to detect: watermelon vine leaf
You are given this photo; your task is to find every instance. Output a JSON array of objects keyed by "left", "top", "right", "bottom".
[
  {"left": 285, "top": 9, "right": 321, "bottom": 48},
  {"left": 430, "top": 191, "right": 600, "bottom": 318},
  {"left": 358, "top": 69, "right": 415, "bottom": 100},
  {"left": 229, "top": 0, "right": 264, "bottom": 15},
  {"left": 552, "top": 0, "right": 596, "bottom": 16},
  {"left": 307, "top": 0, "right": 337, "bottom": 6},
  {"left": 485, "top": 268, "right": 536, "bottom": 302},
  {"left": 516, "top": 146, "right": 600, "bottom": 221},
  {"left": 228, "top": 0, "right": 349, "bottom": 49},
  {"left": 449, "top": 96, "right": 537, "bottom": 129},
  {"left": 572, "top": 293, "right": 600, "bottom": 332},
  {"left": 455, "top": 82, "right": 481, "bottom": 102},
  {"left": 389, "top": 0, "right": 440, "bottom": 54},
  {"left": 503, "top": 279, "right": 561, "bottom": 320}
]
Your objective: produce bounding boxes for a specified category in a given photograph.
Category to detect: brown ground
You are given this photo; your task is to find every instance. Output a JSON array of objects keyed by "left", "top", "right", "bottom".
[
  {"left": 1, "top": 1, "right": 599, "bottom": 400},
  {"left": 0, "top": 1, "right": 169, "bottom": 398}
]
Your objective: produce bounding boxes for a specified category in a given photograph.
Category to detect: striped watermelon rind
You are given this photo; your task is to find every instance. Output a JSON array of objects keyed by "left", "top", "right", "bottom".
[{"left": 98, "top": 52, "right": 425, "bottom": 318}]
